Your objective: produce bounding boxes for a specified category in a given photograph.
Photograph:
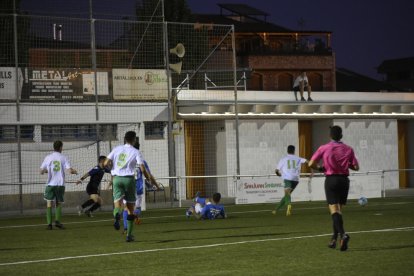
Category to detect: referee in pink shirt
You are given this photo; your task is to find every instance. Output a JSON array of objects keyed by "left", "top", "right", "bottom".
[{"left": 309, "top": 125, "right": 359, "bottom": 251}]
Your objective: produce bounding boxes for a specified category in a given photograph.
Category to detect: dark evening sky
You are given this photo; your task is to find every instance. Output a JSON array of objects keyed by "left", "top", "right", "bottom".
[{"left": 18, "top": 0, "right": 414, "bottom": 80}]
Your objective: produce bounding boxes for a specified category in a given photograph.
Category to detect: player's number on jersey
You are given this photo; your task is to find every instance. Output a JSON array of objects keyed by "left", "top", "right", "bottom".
[
  {"left": 117, "top": 153, "right": 127, "bottom": 168},
  {"left": 52, "top": 161, "right": 61, "bottom": 172},
  {"left": 287, "top": 159, "right": 297, "bottom": 169}
]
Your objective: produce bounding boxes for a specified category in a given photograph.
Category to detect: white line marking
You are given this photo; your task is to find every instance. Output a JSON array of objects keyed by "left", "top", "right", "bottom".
[{"left": 0, "top": 226, "right": 413, "bottom": 267}]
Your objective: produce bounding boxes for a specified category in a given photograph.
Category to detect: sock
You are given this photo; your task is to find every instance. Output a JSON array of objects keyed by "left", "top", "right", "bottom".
[
  {"left": 332, "top": 213, "right": 345, "bottom": 237},
  {"left": 331, "top": 222, "right": 339, "bottom": 240},
  {"left": 127, "top": 214, "right": 135, "bottom": 236},
  {"left": 55, "top": 205, "right": 62, "bottom": 222},
  {"left": 82, "top": 199, "right": 95, "bottom": 209},
  {"left": 134, "top": 207, "right": 141, "bottom": 217},
  {"left": 46, "top": 207, "right": 52, "bottom": 225},
  {"left": 286, "top": 194, "right": 291, "bottom": 205},
  {"left": 88, "top": 202, "right": 101, "bottom": 213},
  {"left": 123, "top": 210, "right": 128, "bottom": 230},
  {"left": 276, "top": 196, "right": 286, "bottom": 211},
  {"left": 113, "top": 207, "right": 121, "bottom": 219}
]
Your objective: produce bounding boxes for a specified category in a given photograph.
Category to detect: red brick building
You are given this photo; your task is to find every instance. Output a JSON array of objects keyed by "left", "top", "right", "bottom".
[{"left": 195, "top": 4, "right": 336, "bottom": 91}]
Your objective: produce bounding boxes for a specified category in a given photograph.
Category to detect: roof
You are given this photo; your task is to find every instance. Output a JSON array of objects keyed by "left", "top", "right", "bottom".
[
  {"left": 377, "top": 57, "right": 414, "bottom": 73},
  {"left": 336, "top": 68, "right": 400, "bottom": 92},
  {"left": 217, "top": 3, "right": 270, "bottom": 17},
  {"left": 193, "top": 3, "right": 331, "bottom": 34},
  {"left": 193, "top": 14, "right": 292, "bottom": 33}
]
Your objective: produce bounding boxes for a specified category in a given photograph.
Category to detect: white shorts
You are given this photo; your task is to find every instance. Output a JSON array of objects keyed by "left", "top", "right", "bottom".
[
  {"left": 135, "top": 194, "right": 143, "bottom": 208},
  {"left": 194, "top": 202, "right": 211, "bottom": 214}
]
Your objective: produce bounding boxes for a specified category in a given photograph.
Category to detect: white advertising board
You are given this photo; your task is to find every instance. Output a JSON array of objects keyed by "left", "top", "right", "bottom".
[
  {"left": 0, "top": 67, "right": 23, "bottom": 99},
  {"left": 112, "top": 69, "right": 168, "bottom": 100},
  {"left": 236, "top": 174, "right": 382, "bottom": 204}
]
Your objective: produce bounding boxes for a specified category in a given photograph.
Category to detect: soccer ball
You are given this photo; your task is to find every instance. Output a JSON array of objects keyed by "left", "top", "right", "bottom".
[{"left": 358, "top": 196, "right": 368, "bottom": 206}]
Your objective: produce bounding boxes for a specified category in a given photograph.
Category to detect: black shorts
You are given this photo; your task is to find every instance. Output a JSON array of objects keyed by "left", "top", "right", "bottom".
[
  {"left": 324, "top": 175, "right": 350, "bottom": 205},
  {"left": 86, "top": 184, "right": 99, "bottom": 195}
]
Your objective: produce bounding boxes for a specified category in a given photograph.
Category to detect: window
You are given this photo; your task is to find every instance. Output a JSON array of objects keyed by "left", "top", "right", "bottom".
[
  {"left": 144, "top": 121, "right": 166, "bottom": 140},
  {"left": 0, "top": 125, "right": 34, "bottom": 142},
  {"left": 41, "top": 124, "right": 117, "bottom": 142}
]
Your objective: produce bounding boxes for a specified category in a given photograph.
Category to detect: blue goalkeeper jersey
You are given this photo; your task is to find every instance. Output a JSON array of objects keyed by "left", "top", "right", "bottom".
[
  {"left": 201, "top": 204, "right": 226, "bottom": 220},
  {"left": 195, "top": 196, "right": 207, "bottom": 205},
  {"left": 136, "top": 160, "right": 150, "bottom": 195}
]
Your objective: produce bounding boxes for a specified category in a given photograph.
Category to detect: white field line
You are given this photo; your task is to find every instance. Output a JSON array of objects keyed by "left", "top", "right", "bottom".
[
  {"left": 0, "top": 201, "right": 412, "bottom": 230},
  {"left": 0, "top": 226, "right": 413, "bottom": 267}
]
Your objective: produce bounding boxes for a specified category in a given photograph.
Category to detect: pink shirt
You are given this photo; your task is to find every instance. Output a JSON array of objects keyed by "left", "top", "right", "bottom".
[{"left": 310, "top": 141, "right": 358, "bottom": 176}]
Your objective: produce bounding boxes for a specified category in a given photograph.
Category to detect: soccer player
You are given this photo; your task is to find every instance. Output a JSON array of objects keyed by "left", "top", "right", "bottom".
[
  {"left": 76, "top": 156, "right": 111, "bottom": 217},
  {"left": 273, "top": 145, "right": 308, "bottom": 216},
  {"left": 40, "top": 140, "right": 77, "bottom": 230},
  {"left": 309, "top": 125, "right": 359, "bottom": 251},
  {"left": 104, "top": 131, "right": 146, "bottom": 242},
  {"left": 186, "top": 192, "right": 226, "bottom": 220},
  {"left": 122, "top": 140, "right": 159, "bottom": 233}
]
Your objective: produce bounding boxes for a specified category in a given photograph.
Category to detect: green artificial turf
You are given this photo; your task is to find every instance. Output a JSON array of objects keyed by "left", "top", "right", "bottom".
[{"left": 0, "top": 197, "right": 413, "bottom": 275}]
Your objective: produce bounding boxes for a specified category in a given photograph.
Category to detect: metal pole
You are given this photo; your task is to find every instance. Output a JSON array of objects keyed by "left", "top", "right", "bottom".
[
  {"left": 163, "top": 22, "right": 176, "bottom": 206},
  {"left": 13, "top": 0, "right": 23, "bottom": 214},
  {"left": 89, "top": 0, "right": 100, "bottom": 159},
  {"left": 231, "top": 25, "right": 240, "bottom": 176}
]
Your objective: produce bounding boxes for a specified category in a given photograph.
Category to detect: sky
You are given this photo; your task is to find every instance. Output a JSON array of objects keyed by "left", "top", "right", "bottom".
[{"left": 18, "top": 0, "right": 414, "bottom": 81}]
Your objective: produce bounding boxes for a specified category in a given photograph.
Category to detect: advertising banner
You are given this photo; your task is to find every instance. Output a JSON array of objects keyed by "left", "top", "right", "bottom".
[
  {"left": 236, "top": 174, "right": 382, "bottom": 204},
  {"left": 0, "top": 67, "right": 23, "bottom": 100},
  {"left": 112, "top": 69, "right": 168, "bottom": 100},
  {"left": 21, "top": 68, "right": 110, "bottom": 100},
  {"left": 235, "top": 177, "right": 285, "bottom": 204}
]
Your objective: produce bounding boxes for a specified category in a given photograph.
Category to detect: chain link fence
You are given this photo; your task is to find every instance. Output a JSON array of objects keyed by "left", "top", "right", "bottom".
[{"left": 0, "top": 0, "right": 241, "bottom": 214}]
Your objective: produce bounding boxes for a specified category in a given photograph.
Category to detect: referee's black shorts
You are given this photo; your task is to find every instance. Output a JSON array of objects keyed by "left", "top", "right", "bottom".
[{"left": 324, "top": 175, "right": 350, "bottom": 205}]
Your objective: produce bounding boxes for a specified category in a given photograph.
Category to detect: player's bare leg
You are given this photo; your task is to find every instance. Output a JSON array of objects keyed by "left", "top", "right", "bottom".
[
  {"left": 273, "top": 188, "right": 292, "bottom": 215},
  {"left": 307, "top": 84, "right": 313, "bottom": 101},
  {"left": 299, "top": 82, "right": 306, "bottom": 101}
]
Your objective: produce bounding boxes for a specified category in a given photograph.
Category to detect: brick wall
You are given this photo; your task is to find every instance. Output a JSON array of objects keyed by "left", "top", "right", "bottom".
[{"left": 247, "top": 55, "right": 336, "bottom": 91}]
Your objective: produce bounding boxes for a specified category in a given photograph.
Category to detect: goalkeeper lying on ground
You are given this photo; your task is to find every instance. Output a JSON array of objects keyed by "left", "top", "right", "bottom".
[{"left": 186, "top": 192, "right": 226, "bottom": 220}]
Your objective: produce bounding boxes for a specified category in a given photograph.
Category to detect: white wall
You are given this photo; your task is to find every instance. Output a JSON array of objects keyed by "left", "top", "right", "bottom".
[
  {"left": 0, "top": 103, "right": 170, "bottom": 192},
  {"left": 333, "top": 119, "right": 399, "bottom": 189}
]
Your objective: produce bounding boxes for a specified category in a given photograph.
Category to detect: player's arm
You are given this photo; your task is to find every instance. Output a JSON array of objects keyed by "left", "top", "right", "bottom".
[
  {"left": 76, "top": 172, "right": 90, "bottom": 185},
  {"left": 308, "top": 160, "right": 325, "bottom": 172},
  {"left": 68, "top": 168, "right": 77, "bottom": 175},
  {"left": 103, "top": 158, "right": 113, "bottom": 170},
  {"left": 350, "top": 164, "right": 359, "bottom": 171},
  {"left": 141, "top": 164, "right": 160, "bottom": 190},
  {"left": 349, "top": 160, "right": 359, "bottom": 171},
  {"left": 275, "top": 169, "right": 281, "bottom": 177},
  {"left": 40, "top": 160, "right": 47, "bottom": 174},
  {"left": 349, "top": 150, "right": 359, "bottom": 171},
  {"left": 275, "top": 159, "right": 283, "bottom": 176}
]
